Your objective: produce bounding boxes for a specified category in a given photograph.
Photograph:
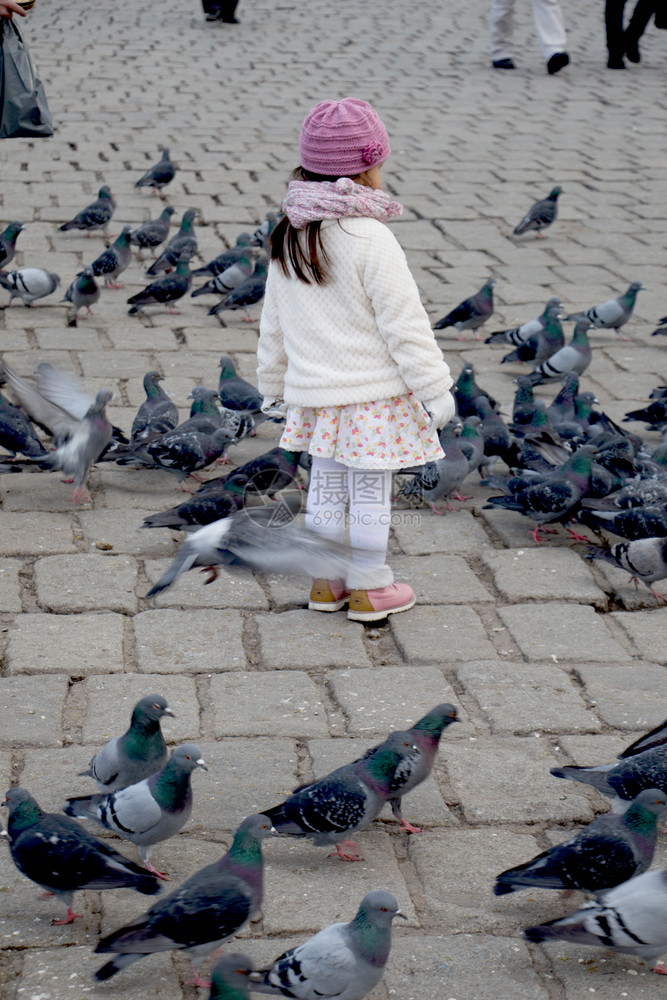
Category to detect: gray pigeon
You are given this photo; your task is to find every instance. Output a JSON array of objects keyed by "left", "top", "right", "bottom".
[
  {"left": 208, "top": 257, "right": 268, "bottom": 321},
  {"left": 146, "top": 208, "right": 198, "bottom": 276},
  {"left": 399, "top": 423, "right": 471, "bottom": 512},
  {"left": 551, "top": 740, "right": 667, "bottom": 812},
  {"left": 130, "top": 371, "right": 179, "bottom": 443},
  {"left": 433, "top": 279, "right": 495, "bottom": 339},
  {"left": 78, "top": 694, "right": 175, "bottom": 793},
  {"left": 261, "top": 732, "right": 418, "bottom": 861},
  {"left": 135, "top": 147, "right": 176, "bottom": 198},
  {"left": 486, "top": 297, "right": 563, "bottom": 347},
  {"left": 127, "top": 257, "right": 192, "bottom": 314},
  {"left": 0, "top": 386, "right": 48, "bottom": 458},
  {"left": 458, "top": 416, "right": 485, "bottom": 475},
  {"left": 58, "top": 185, "right": 115, "bottom": 236},
  {"left": 586, "top": 538, "right": 667, "bottom": 602},
  {"left": 526, "top": 318, "right": 592, "bottom": 385},
  {"left": 513, "top": 186, "right": 562, "bottom": 237},
  {"left": 192, "top": 233, "right": 254, "bottom": 278},
  {"left": 248, "top": 211, "right": 281, "bottom": 251},
  {"left": 524, "top": 869, "right": 667, "bottom": 970},
  {"left": 500, "top": 301, "right": 565, "bottom": 366},
  {"left": 64, "top": 743, "right": 207, "bottom": 878},
  {"left": 90, "top": 224, "right": 133, "bottom": 288},
  {"left": 94, "top": 813, "right": 274, "bottom": 986},
  {"left": 144, "top": 503, "right": 357, "bottom": 598},
  {"left": 0, "top": 221, "right": 23, "bottom": 268},
  {"left": 566, "top": 282, "right": 644, "bottom": 340},
  {"left": 0, "top": 268, "right": 60, "bottom": 307},
  {"left": 2, "top": 788, "right": 161, "bottom": 926},
  {"left": 0, "top": 363, "right": 112, "bottom": 503},
  {"left": 494, "top": 789, "right": 667, "bottom": 896},
  {"left": 62, "top": 266, "right": 100, "bottom": 321},
  {"left": 249, "top": 891, "right": 406, "bottom": 1000},
  {"left": 129, "top": 206, "right": 175, "bottom": 259},
  {"left": 191, "top": 250, "right": 257, "bottom": 299},
  {"left": 209, "top": 955, "right": 253, "bottom": 999}
]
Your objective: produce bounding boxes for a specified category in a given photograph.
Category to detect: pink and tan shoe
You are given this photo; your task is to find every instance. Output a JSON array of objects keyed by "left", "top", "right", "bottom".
[
  {"left": 308, "top": 578, "right": 350, "bottom": 612},
  {"left": 347, "top": 582, "right": 416, "bottom": 622}
]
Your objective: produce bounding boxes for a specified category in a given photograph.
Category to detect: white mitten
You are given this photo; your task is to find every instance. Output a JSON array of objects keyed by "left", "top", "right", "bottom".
[
  {"left": 421, "top": 390, "right": 456, "bottom": 431},
  {"left": 260, "top": 396, "right": 288, "bottom": 418}
]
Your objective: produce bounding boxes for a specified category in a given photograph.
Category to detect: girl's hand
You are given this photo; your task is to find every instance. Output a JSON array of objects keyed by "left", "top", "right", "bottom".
[
  {"left": 0, "top": 1, "right": 28, "bottom": 18},
  {"left": 422, "top": 390, "right": 456, "bottom": 431},
  {"left": 261, "top": 397, "right": 288, "bottom": 418}
]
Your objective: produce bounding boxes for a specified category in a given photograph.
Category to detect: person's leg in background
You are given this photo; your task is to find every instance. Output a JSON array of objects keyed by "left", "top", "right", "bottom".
[
  {"left": 489, "top": 0, "right": 517, "bottom": 68},
  {"left": 532, "top": 0, "right": 570, "bottom": 73},
  {"left": 624, "top": 0, "right": 657, "bottom": 61},
  {"left": 606, "top": 0, "right": 629, "bottom": 67}
]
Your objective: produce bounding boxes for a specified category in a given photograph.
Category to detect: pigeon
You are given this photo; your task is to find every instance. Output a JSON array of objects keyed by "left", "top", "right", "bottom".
[
  {"left": 458, "top": 416, "right": 485, "bottom": 475},
  {"left": 208, "top": 257, "right": 268, "bottom": 321},
  {"left": 526, "top": 318, "right": 592, "bottom": 385},
  {"left": 581, "top": 479, "right": 667, "bottom": 512},
  {"left": 260, "top": 732, "right": 418, "bottom": 861},
  {"left": 0, "top": 221, "right": 23, "bottom": 267},
  {"left": 652, "top": 317, "right": 667, "bottom": 337},
  {"left": 551, "top": 742, "right": 667, "bottom": 812},
  {"left": 249, "top": 890, "right": 406, "bottom": 1000},
  {"left": 64, "top": 744, "right": 207, "bottom": 877},
  {"left": 141, "top": 471, "right": 249, "bottom": 530},
  {"left": 524, "top": 869, "right": 667, "bottom": 972},
  {"left": 0, "top": 386, "right": 48, "bottom": 457},
  {"left": 192, "top": 234, "right": 254, "bottom": 278},
  {"left": 577, "top": 503, "right": 667, "bottom": 542},
  {"left": 433, "top": 278, "right": 495, "bottom": 339},
  {"left": 618, "top": 721, "right": 667, "bottom": 760},
  {"left": 230, "top": 446, "right": 299, "bottom": 495},
  {"left": 216, "top": 354, "right": 264, "bottom": 413},
  {"left": 494, "top": 789, "right": 667, "bottom": 896},
  {"left": 475, "top": 396, "right": 521, "bottom": 471},
  {"left": 566, "top": 282, "right": 644, "bottom": 340},
  {"left": 513, "top": 186, "right": 562, "bottom": 238},
  {"left": 90, "top": 224, "right": 133, "bottom": 288},
  {"left": 146, "top": 209, "right": 198, "bottom": 276},
  {"left": 127, "top": 257, "right": 192, "bottom": 314},
  {"left": 130, "top": 371, "right": 179, "bottom": 443},
  {"left": 58, "top": 185, "right": 115, "bottom": 236},
  {"left": 129, "top": 206, "right": 175, "bottom": 260},
  {"left": 0, "top": 363, "right": 112, "bottom": 503},
  {"left": 624, "top": 398, "right": 667, "bottom": 430},
  {"left": 144, "top": 501, "right": 358, "bottom": 597},
  {"left": 209, "top": 954, "right": 254, "bottom": 1000},
  {"left": 2, "top": 787, "right": 161, "bottom": 926},
  {"left": 78, "top": 694, "right": 175, "bottom": 793},
  {"left": 62, "top": 266, "right": 100, "bottom": 321},
  {"left": 547, "top": 372, "right": 580, "bottom": 425},
  {"left": 135, "top": 147, "right": 176, "bottom": 198},
  {"left": 94, "top": 813, "right": 274, "bottom": 986},
  {"left": 192, "top": 251, "right": 257, "bottom": 299},
  {"left": 500, "top": 302, "right": 565, "bottom": 366},
  {"left": 399, "top": 423, "right": 470, "bottom": 512},
  {"left": 486, "top": 297, "right": 563, "bottom": 347},
  {"left": 249, "top": 212, "right": 282, "bottom": 251},
  {"left": 586, "top": 538, "right": 667, "bottom": 601},
  {"left": 511, "top": 376, "right": 538, "bottom": 429},
  {"left": 0, "top": 267, "right": 60, "bottom": 307},
  {"left": 453, "top": 362, "right": 498, "bottom": 419}
]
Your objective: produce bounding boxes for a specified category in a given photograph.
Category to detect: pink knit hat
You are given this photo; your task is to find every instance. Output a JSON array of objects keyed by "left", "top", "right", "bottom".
[{"left": 299, "top": 98, "right": 391, "bottom": 177}]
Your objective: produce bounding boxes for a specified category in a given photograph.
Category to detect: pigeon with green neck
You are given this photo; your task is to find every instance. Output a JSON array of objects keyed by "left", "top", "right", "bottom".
[
  {"left": 130, "top": 206, "right": 175, "bottom": 259},
  {"left": 90, "top": 224, "right": 133, "bottom": 288},
  {"left": 59, "top": 185, "right": 115, "bottom": 237},
  {"left": 146, "top": 208, "right": 198, "bottom": 276}
]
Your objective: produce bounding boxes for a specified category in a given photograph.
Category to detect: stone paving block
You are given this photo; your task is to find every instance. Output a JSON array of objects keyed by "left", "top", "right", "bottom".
[
  {"left": 19, "top": 745, "right": 107, "bottom": 810},
  {"left": 446, "top": 738, "right": 594, "bottom": 824},
  {"left": 81, "top": 675, "right": 199, "bottom": 744},
  {"left": 497, "top": 603, "right": 629, "bottom": 662},
  {"left": 0, "top": 512, "right": 75, "bottom": 555},
  {"left": 0, "top": 559, "right": 21, "bottom": 612},
  {"left": 34, "top": 553, "right": 138, "bottom": 614},
  {"left": 257, "top": 610, "right": 372, "bottom": 670},
  {"left": 591, "top": 559, "right": 662, "bottom": 611},
  {"left": 6, "top": 613, "right": 124, "bottom": 676},
  {"left": 262, "top": 573, "right": 309, "bottom": 609},
  {"left": 540, "top": 940, "right": 662, "bottom": 996},
  {"left": 0, "top": 675, "right": 68, "bottom": 747},
  {"left": 575, "top": 663, "right": 667, "bottom": 730},
  {"left": 390, "top": 553, "right": 493, "bottom": 604},
  {"left": 391, "top": 605, "right": 497, "bottom": 663},
  {"left": 0, "top": 472, "right": 80, "bottom": 512},
  {"left": 76, "top": 509, "right": 177, "bottom": 557},
  {"left": 143, "top": 558, "right": 269, "bottom": 610},
  {"left": 457, "top": 661, "right": 601, "bottom": 735},
  {"left": 391, "top": 509, "right": 491, "bottom": 555},
  {"left": 610, "top": 609, "right": 667, "bottom": 664},
  {"left": 0, "top": 851, "right": 94, "bottom": 947},
  {"left": 93, "top": 468, "right": 186, "bottom": 510},
  {"left": 209, "top": 672, "right": 329, "bottom": 737},
  {"left": 18, "top": 946, "right": 182, "bottom": 999},
  {"left": 482, "top": 547, "right": 607, "bottom": 607},
  {"left": 133, "top": 608, "right": 245, "bottom": 673}
]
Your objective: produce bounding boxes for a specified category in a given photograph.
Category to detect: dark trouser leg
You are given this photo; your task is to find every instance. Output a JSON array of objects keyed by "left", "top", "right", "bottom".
[
  {"left": 625, "top": 0, "right": 655, "bottom": 41},
  {"left": 201, "top": 0, "right": 222, "bottom": 14},
  {"left": 219, "top": 0, "right": 240, "bottom": 22},
  {"left": 605, "top": 0, "right": 628, "bottom": 63}
]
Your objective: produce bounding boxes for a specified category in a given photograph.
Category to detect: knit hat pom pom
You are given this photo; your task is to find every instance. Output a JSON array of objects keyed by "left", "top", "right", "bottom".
[
  {"left": 299, "top": 97, "right": 391, "bottom": 177},
  {"left": 334, "top": 177, "right": 356, "bottom": 194}
]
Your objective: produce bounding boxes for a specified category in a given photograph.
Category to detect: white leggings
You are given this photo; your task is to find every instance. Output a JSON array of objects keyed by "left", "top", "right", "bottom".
[{"left": 305, "top": 455, "right": 394, "bottom": 590}]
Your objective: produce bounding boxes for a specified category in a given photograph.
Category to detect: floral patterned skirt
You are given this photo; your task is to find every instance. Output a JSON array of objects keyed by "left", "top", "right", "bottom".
[{"left": 279, "top": 394, "right": 444, "bottom": 470}]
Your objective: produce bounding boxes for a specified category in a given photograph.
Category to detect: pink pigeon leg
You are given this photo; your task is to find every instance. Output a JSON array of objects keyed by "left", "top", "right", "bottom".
[
  {"left": 650, "top": 586, "right": 667, "bottom": 603},
  {"left": 144, "top": 859, "right": 170, "bottom": 881},
  {"left": 201, "top": 566, "right": 219, "bottom": 586},
  {"left": 328, "top": 840, "right": 363, "bottom": 862},
  {"left": 52, "top": 906, "right": 83, "bottom": 925},
  {"left": 565, "top": 527, "right": 591, "bottom": 542},
  {"left": 399, "top": 818, "right": 423, "bottom": 834},
  {"left": 185, "top": 970, "right": 212, "bottom": 988},
  {"left": 72, "top": 486, "right": 91, "bottom": 504},
  {"left": 653, "top": 963, "right": 667, "bottom": 975},
  {"left": 451, "top": 490, "right": 473, "bottom": 501}
]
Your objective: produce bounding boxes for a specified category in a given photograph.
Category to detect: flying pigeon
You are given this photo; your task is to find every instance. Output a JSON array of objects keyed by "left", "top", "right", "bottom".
[
  {"left": 433, "top": 279, "right": 495, "bottom": 339},
  {"left": 586, "top": 538, "right": 667, "bottom": 602},
  {"left": 129, "top": 206, "right": 176, "bottom": 259},
  {"left": 64, "top": 743, "right": 207, "bottom": 877},
  {"left": 249, "top": 890, "right": 406, "bottom": 1000},
  {"left": 94, "top": 813, "right": 274, "bottom": 986},
  {"left": 62, "top": 266, "right": 100, "bottom": 321},
  {"left": 494, "top": 789, "right": 667, "bottom": 896},
  {"left": 0, "top": 268, "right": 60, "bottom": 307},
  {"left": 260, "top": 732, "right": 418, "bottom": 861},
  {"left": 526, "top": 318, "right": 592, "bottom": 385},
  {"left": 551, "top": 739, "right": 667, "bottom": 811},
  {"left": 0, "top": 221, "right": 23, "bottom": 268},
  {"left": 208, "top": 257, "right": 268, "bottom": 322},
  {"left": 400, "top": 423, "right": 470, "bottom": 512},
  {"left": 566, "top": 282, "right": 644, "bottom": 340},
  {"left": 135, "top": 147, "right": 176, "bottom": 198},
  {"left": 0, "top": 386, "right": 48, "bottom": 458},
  {"left": 192, "top": 233, "right": 254, "bottom": 278},
  {"left": 127, "top": 257, "right": 192, "bottom": 314},
  {"left": 78, "top": 694, "right": 175, "bottom": 793},
  {"left": 209, "top": 954, "right": 254, "bottom": 999},
  {"left": 90, "top": 224, "right": 133, "bottom": 288},
  {"left": 513, "top": 186, "right": 562, "bottom": 238},
  {"left": 58, "top": 185, "right": 115, "bottom": 236},
  {"left": 129, "top": 371, "right": 179, "bottom": 443},
  {"left": 2, "top": 787, "right": 160, "bottom": 926},
  {"left": 146, "top": 208, "right": 198, "bottom": 276},
  {"left": 192, "top": 250, "right": 257, "bottom": 298}
]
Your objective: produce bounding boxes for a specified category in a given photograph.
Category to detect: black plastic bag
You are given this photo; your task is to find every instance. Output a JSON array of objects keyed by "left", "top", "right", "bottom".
[{"left": 0, "top": 17, "right": 53, "bottom": 138}]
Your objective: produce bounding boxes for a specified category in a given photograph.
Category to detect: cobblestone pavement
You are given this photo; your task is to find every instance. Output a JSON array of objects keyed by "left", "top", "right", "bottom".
[{"left": 0, "top": 2, "right": 666, "bottom": 998}]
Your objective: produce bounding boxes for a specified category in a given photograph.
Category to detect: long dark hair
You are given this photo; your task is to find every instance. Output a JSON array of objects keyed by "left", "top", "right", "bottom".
[{"left": 270, "top": 166, "right": 346, "bottom": 285}]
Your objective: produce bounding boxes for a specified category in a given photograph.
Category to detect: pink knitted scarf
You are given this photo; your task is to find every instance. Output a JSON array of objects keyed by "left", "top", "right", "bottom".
[{"left": 282, "top": 177, "right": 403, "bottom": 230}]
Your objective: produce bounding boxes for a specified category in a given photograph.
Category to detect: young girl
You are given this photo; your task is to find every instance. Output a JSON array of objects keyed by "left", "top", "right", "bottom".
[{"left": 257, "top": 97, "right": 455, "bottom": 622}]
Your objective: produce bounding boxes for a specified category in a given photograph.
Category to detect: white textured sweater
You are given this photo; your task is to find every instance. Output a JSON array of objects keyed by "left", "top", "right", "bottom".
[{"left": 257, "top": 217, "right": 453, "bottom": 407}]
